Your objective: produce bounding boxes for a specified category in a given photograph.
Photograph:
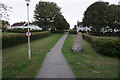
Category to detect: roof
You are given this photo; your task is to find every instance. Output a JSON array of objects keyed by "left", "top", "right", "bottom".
[{"left": 12, "top": 22, "right": 26, "bottom": 26}]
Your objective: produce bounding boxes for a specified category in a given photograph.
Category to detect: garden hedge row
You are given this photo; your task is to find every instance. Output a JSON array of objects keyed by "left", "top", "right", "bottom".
[
  {"left": 2, "top": 31, "right": 50, "bottom": 49},
  {"left": 82, "top": 33, "right": 120, "bottom": 57},
  {"left": 89, "top": 32, "right": 120, "bottom": 37},
  {"left": 7, "top": 29, "right": 43, "bottom": 33},
  {"left": 51, "top": 30, "right": 64, "bottom": 34},
  {"left": 78, "top": 30, "right": 87, "bottom": 33},
  {"left": 69, "top": 30, "right": 77, "bottom": 34}
]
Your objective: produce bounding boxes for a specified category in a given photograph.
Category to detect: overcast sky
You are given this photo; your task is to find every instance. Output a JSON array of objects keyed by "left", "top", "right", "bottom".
[{"left": 1, "top": 0, "right": 119, "bottom": 28}]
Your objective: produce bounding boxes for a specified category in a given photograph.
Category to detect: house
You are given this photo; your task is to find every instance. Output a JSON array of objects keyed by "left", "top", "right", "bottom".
[
  {"left": 76, "top": 21, "right": 92, "bottom": 33},
  {"left": 11, "top": 21, "right": 42, "bottom": 30},
  {"left": 29, "top": 22, "right": 42, "bottom": 30}
]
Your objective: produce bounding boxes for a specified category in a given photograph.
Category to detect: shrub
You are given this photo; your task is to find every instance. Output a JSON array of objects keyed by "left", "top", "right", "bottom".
[
  {"left": 50, "top": 30, "right": 64, "bottom": 34},
  {"left": 79, "top": 30, "right": 87, "bottom": 33},
  {"left": 2, "top": 31, "right": 50, "bottom": 49},
  {"left": 82, "top": 33, "right": 120, "bottom": 57},
  {"left": 69, "top": 30, "right": 77, "bottom": 34},
  {"left": 7, "top": 29, "right": 43, "bottom": 33},
  {"left": 89, "top": 32, "right": 120, "bottom": 37}
]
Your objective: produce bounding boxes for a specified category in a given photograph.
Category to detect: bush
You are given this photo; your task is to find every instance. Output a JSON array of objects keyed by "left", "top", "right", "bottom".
[
  {"left": 50, "top": 30, "right": 64, "bottom": 34},
  {"left": 2, "top": 31, "right": 50, "bottom": 49},
  {"left": 7, "top": 29, "right": 43, "bottom": 33},
  {"left": 79, "top": 30, "right": 87, "bottom": 33},
  {"left": 82, "top": 33, "right": 120, "bottom": 57},
  {"left": 69, "top": 30, "right": 77, "bottom": 34},
  {"left": 89, "top": 32, "right": 120, "bottom": 37}
]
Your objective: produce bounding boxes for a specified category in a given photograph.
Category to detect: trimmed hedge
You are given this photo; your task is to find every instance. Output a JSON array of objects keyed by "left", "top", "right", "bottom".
[
  {"left": 82, "top": 33, "right": 120, "bottom": 57},
  {"left": 79, "top": 30, "right": 87, "bottom": 33},
  {"left": 69, "top": 30, "right": 77, "bottom": 34},
  {"left": 51, "top": 30, "right": 64, "bottom": 34},
  {"left": 2, "top": 31, "right": 50, "bottom": 49},
  {"left": 89, "top": 32, "right": 120, "bottom": 37},
  {"left": 7, "top": 29, "right": 43, "bottom": 33}
]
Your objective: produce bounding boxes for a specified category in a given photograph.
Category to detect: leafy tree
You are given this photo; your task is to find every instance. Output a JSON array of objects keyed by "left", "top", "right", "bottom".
[
  {"left": 113, "top": 5, "right": 120, "bottom": 30},
  {"left": 83, "top": 1, "right": 120, "bottom": 33},
  {"left": 0, "top": 20, "right": 10, "bottom": 32},
  {"left": 0, "top": 3, "right": 12, "bottom": 32},
  {"left": 83, "top": 2, "right": 109, "bottom": 32},
  {"left": 0, "top": 2, "right": 12, "bottom": 20},
  {"left": 104, "top": 4, "right": 120, "bottom": 32},
  {"left": 34, "top": 1, "right": 61, "bottom": 31},
  {"left": 54, "top": 14, "right": 70, "bottom": 31}
]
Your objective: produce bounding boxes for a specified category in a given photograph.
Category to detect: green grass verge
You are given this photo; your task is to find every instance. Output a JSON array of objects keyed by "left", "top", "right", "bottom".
[
  {"left": 3, "top": 34, "right": 63, "bottom": 78},
  {"left": 62, "top": 34, "right": 119, "bottom": 78}
]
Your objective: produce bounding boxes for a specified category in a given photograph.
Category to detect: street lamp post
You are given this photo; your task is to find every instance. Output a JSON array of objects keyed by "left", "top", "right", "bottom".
[{"left": 25, "top": 0, "right": 31, "bottom": 60}]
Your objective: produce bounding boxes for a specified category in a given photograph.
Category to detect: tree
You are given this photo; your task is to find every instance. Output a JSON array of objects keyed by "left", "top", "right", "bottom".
[
  {"left": 83, "top": 1, "right": 120, "bottom": 33},
  {"left": 0, "top": 3, "right": 12, "bottom": 32},
  {"left": 104, "top": 4, "right": 120, "bottom": 32},
  {"left": 54, "top": 14, "right": 70, "bottom": 31},
  {"left": 0, "top": 20, "right": 10, "bottom": 32},
  {"left": 83, "top": 2, "right": 109, "bottom": 32},
  {"left": 34, "top": 1, "right": 62, "bottom": 31},
  {"left": 0, "top": 2, "right": 12, "bottom": 20}
]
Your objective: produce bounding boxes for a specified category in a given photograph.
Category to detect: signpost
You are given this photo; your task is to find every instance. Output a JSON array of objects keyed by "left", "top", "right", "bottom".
[{"left": 26, "top": 31, "right": 31, "bottom": 37}]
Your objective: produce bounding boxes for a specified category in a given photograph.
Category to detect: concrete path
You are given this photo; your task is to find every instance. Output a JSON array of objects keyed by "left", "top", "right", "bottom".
[{"left": 35, "top": 33, "right": 76, "bottom": 78}]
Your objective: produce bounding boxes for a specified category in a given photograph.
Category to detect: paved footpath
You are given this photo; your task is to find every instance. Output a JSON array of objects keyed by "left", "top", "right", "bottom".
[{"left": 35, "top": 33, "right": 76, "bottom": 78}]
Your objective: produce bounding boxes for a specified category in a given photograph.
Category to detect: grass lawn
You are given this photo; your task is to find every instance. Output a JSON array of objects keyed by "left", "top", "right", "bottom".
[
  {"left": 62, "top": 34, "right": 119, "bottom": 78},
  {"left": 2, "top": 34, "right": 63, "bottom": 78}
]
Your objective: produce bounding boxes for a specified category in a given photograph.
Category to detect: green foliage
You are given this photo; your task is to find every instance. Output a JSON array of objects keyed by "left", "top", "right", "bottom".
[
  {"left": 79, "top": 30, "right": 87, "bottom": 33},
  {"left": 0, "top": 20, "right": 10, "bottom": 32},
  {"left": 83, "top": 1, "right": 120, "bottom": 32},
  {"left": 2, "top": 31, "right": 50, "bottom": 49},
  {"left": 69, "top": 30, "right": 77, "bottom": 34},
  {"left": 89, "top": 32, "right": 120, "bottom": 37},
  {"left": 53, "top": 14, "right": 70, "bottom": 30},
  {"left": 7, "top": 29, "right": 43, "bottom": 33},
  {"left": 82, "top": 33, "right": 120, "bottom": 57},
  {"left": 34, "top": 1, "right": 70, "bottom": 31},
  {"left": 34, "top": 1, "right": 61, "bottom": 30},
  {"left": 50, "top": 29, "right": 64, "bottom": 34}
]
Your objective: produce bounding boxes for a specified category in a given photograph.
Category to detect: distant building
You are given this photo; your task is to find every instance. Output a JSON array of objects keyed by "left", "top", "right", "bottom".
[
  {"left": 76, "top": 21, "right": 92, "bottom": 33},
  {"left": 11, "top": 22, "right": 42, "bottom": 30}
]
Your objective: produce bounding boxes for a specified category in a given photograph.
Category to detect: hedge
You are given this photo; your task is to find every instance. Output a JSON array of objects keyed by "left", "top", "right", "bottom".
[
  {"left": 82, "top": 33, "right": 120, "bottom": 57},
  {"left": 69, "top": 30, "right": 77, "bottom": 34},
  {"left": 79, "top": 30, "right": 87, "bottom": 33},
  {"left": 2, "top": 31, "right": 50, "bottom": 49},
  {"left": 89, "top": 32, "right": 120, "bottom": 37},
  {"left": 7, "top": 29, "right": 43, "bottom": 33},
  {"left": 50, "top": 30, "right": 64, "bottom": 34}
]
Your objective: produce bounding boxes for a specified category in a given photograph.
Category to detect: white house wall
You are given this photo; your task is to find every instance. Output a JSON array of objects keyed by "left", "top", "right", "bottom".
[
  {"left": 76, "top": 25, "right": 91, "bottom": 33},
  {"left": 11, "top": 25, "right": 42, "bottom": 30}
]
